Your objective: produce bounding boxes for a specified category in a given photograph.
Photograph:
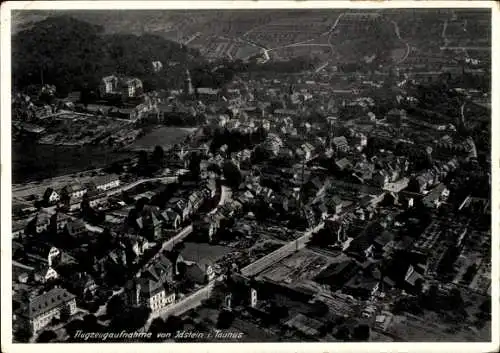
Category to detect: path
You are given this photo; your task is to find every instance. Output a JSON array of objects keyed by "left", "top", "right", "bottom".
[{"left": 391, "top": 20, "right": 410, "bottom": 65}]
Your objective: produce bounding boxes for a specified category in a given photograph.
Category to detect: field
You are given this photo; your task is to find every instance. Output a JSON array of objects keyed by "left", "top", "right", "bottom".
[
  {"left": 388, "top": 310, "right": 490, "bottom": 342},
  {"left": 257, "top": 248, "right": 349, "bottom": 285},
  {"left": 127, "top": 126, "right": 197, "bottom": 152},
  {"left": 12, "top": 141, "right": 131, "bottom": 184},
  {"left": 13, "top": 9, "right": 490, "bottom": 66}
]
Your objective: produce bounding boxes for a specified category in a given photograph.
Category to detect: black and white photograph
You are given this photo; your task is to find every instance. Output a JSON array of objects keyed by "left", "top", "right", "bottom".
[{"left": 1, "top": 0, "right": 498, "bottom": 350}]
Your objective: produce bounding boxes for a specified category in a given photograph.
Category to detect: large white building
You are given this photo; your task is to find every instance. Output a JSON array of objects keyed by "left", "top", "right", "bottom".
[
  {"left": 99, "top": 75, "right": 143, "bottom": 98},
  {"left": 17, "top": 287, "right": 77, "bottom": 333}
]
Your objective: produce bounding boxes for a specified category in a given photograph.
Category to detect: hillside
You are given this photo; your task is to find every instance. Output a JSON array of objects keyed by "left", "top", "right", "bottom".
[{"left": 12, "top": 15, "right": 204, "bottom": 94}]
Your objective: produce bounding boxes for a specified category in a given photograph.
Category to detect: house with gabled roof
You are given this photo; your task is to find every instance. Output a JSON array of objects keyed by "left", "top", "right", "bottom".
[
  {"left": 167, "top": 197, "right": 191, "bottom": 222},
  {"left": 161, "top": 209, "right": 181, "bottom": 230},
  {"left": 62, "top": 183, "right": 88, "bottom": 200},
  {"left": 136, "top": 205, "right": 164, "bottom": 240},
  {"left": 26, "top": 242, "right": 61, "bottom": 267},
  {"left": 125, "top": 254, "right": 176, "bottom": 313},
  {"left": 94, "top": 174, "right": 121, "bottom": 192},
  {"left": 65, "top": 219, "right": 87, "bottom": 239},
  {"left": 50, "top": 212, "right": 72, "bottom": 234},
  {"left": 34, "top": 266, "right": 59, "bottom": 284},
  {"left": 43, "top": 188, "right": 60, "bottom": 205},
  {"left": 32, "top": 209, "right": 53, "bottom": 234},
  {"left": 176, "top": 242, "right": 232, "bottom": 283}
]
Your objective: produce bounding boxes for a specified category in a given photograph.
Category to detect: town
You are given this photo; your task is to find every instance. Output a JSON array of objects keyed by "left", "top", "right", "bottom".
[{"left": 10, "top": 8, "right": 492, "bottom": 343}]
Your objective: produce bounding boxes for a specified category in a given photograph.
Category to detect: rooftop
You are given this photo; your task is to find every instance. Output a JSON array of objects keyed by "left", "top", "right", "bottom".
[{"left": 26, "top": 287, "right": 75, "bottom": 319}]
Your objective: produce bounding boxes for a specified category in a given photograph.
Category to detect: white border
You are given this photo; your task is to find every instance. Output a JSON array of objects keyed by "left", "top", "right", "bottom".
[{"left": 1, "top": 1, "right": 498, "bottom": 353}]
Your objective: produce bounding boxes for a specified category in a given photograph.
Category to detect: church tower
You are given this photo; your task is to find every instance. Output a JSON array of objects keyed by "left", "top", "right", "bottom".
[{"left": 184, "top": 69, "right": 194, "bottom": 97}]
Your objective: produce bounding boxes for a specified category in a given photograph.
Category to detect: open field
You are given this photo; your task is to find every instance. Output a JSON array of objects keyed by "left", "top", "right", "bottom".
[
  {"left": 126, "top": 126, "right": 197, "bottom": 152},
  {"left": 12, "top": 141, "right": 131, "bottom": 184},
  {"left": 257, "top": 248, "right": 349, "bottom": 285},
  {"left": 13, "top": 9, "right": 490, "bottom": 66}
]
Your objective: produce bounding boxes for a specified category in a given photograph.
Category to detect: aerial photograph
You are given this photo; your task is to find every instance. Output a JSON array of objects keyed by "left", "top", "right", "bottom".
[{"left": 9, "top": 6, "right": 492, "bottom": 343}]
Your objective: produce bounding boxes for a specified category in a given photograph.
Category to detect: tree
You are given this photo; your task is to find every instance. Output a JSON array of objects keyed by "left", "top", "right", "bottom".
[
  {"left": 165, "top": 315, "right": 184, "bottom": 333},
  {"left": 216, "top": 309, "right": 234, "bottom": 329},
  {"left": 352, "top": 324, "right": 370, "bottom": 341},
  {"left": 106, "top": 294, "right": 125, "bottom": 318},
  {"left": 188, "top": 152, "right": 202, "bottom": 180},
  {"left": 149, "top": 317, "right": 165, "bottom": 341},
  {"left": 111, "top": 305, "right": 151, "bottom": 331},
  {"left": 152, "top": 145, "right": 165, "bottom": 170},
  {"left": 60, "top": 187, "right": 71, "bottom": 209},
  {"left": 223, "top": 160, "right": 242, "bottom": 189},
  {"left": 334, "top": 325, "right": 351, "bottom": 341},
  {"left": 137, "top": 150, "right": 150, "bottom": 176},
  {"left": 36, "top": 329, "right": 57, "bottom": 342},
  {"left": 14, "top": 326, "right": 33, "bottom": 342},
  {"left": 60, "top": 305, "right": 71, "bottom": 322},
  {"left": 42, "top": 187, "right": 54, "bottom": 207},
  {"left": 82, "top": 314, "right": 99, "bottom": 331}
]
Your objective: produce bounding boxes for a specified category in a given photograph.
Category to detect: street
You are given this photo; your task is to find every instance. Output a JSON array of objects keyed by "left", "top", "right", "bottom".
[{"left": 144, "top": 277, "right": 220, "bottom": 330}]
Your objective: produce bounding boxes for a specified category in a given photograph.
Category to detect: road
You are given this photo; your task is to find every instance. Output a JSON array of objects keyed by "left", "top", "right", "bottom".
[
  {"left": 240, "top": 12, "right": 345, "bottom": 63},
  {"left": 460, "top": 102, "right": 466, "bottom": 126},
  {"left": 145, "top": 277, "right": 220, "bottom": 329},
  {"left": 240, "top": 221, "right": 325, "bottom": 277},
  {"left": 106, "top": 176, "right": 178, "bottom": 197},
  {"left": 391, "top": 20, "right": 410, "bottom": 65},
  {"left": 154, "top": 224, "right": 194, "bottom": 255},
  {"left": 441, "top": 20, "right": 449, "bottom": 47},
  {"left": 16, "top": 175, "right": 179, "bottom": 222}
]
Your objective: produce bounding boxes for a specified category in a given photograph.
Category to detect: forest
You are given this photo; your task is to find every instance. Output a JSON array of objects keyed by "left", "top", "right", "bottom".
[{"left": 12, "top": 15, "right": 204, "bottom": 96}]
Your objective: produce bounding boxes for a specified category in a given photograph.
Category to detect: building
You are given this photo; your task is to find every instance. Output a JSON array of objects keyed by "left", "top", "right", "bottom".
[
  {"left": 152, "top": 61, "right": 163, "bottom": 73},
  {"left": 99, "top": 75, "right": 143, "bottom": 98},
  {"left": 126, "top": 254, "right": 176, "bottom": 313},
  {"left": 136, "top": 205, "right": 164, "bottom": 240},
  {"left": 62, "top": 183, "right": 87, "bottom": 200},
  {"left": 17, "top": 287, "right": 77, "bottom": 333},
  {"left": 65, "top": 219, "right": 87, "bottom": 239},
  {"left": 49, "top": 212, "right": 72, "bottom": 234},
  {"left": 422, "top": 183, "right": 449, "bottom": 209},
  {"left": 122, "top": 78, "right": 143, "bottom": 98},
  {"left": 26, "top": 243, "right": 61, "bottom": 267},
  {"left": 161, "top": 209, "right": 182, "bottom": 230},
  {"left": 184, "top": 69, "right": 194, "bottom": 97},
  {"left": 43, "top": 188, "right": 60, "bottom": 204},
  {"left": 332, "top": 136, "right": 349, "bottom": 152},
  {"left": 94, "top": 174, "right": 121, "bottom": 192},
  {"left": 188, "top": 190, "right": 206, "bottom": 213},
  {"left": 99, "top": 75, "right": 119, "bottom": 96},
  {"left": 285, "top": 313, "right": 326, "bottom": 337},
  {"left": 34, "top": 266, "right": 59, "bottom": 284},
  {"left": 32, "top": 210, "right": 53, "bottom": 234}
]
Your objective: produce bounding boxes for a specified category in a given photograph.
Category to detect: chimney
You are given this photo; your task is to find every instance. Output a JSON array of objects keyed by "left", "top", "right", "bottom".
[
  {"left": 224, "top": 294, "right": 232, "bottom": 310},
  {"left": 135, "top": 282, "right": 141, "bottom": 306},
  {"left": 250, "top": 288, "right": 258, "bottom": 308}
]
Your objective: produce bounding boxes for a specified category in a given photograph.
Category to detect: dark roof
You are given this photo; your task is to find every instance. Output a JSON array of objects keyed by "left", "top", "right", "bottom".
[
  {"left": 135, "top": 255, "right": 174, "bottom": 296},
  {"left": 137, "top": 205, "right": 163, "bottom": 229},
  {"left": 27, "top": 287, "right": 75, "bottom": 319},
  {"left": 345, "top": 274, "right": 379, "bottom": 291},
  {"left": 28, "top": 241, "right": 58, "bottom": 258},
  {"left": 63, "top": 183, "right": 86, "bottom": 193},
  {"left": 314, "top": 260, "right": 358, "bottom": 283},
  {"left": 66, "top": 219, "right": 87, "bottom": 236},
  {"left": 374, "top": 231, "right": 395, "bottom": 247},
  {"left": 180, "top": 242, "right": 232, "bottom": 270},
  {"left": 94, "top": 174, "right": 120, "bottom": 187}
]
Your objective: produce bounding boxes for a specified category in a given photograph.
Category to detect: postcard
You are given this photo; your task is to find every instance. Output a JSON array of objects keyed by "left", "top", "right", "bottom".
[{"left": 1, "top": 1, "right": 498, "bottom": 353}]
